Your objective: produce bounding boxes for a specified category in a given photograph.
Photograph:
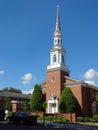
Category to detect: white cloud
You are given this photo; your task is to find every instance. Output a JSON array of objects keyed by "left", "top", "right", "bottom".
[
  {"left": 21, "top": 73, "right": 34, "bottom": 85},
  {"left": 84, "top": 69, "right": 98, "bottom": 86},
  {"left": 0, "top": 70, "right": 5, "bottom": 75},
  {"left": 21, "top": 73, "right": 33, "bottom": 81},
  {"left": 84, "top": 69, "right": 98, "bottom": 80}
]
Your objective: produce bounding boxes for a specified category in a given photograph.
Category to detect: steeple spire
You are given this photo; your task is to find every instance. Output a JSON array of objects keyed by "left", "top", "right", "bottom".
[
  {"left": 55, "top": 5, "right": 61, "bottom": 32},
  {"left": 54, "top": 5, "right": 62, "bottom": 40},
  {"left": 47, "top": 5, "right": 70, "bottom": 75},
  {"left": 54, "top": 5, "right": 62, "bottom": 46}
]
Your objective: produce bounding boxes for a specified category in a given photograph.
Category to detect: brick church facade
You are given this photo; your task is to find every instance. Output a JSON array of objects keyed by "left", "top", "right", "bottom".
[{"left": 41, "top": 6, "right": 98, "bottom": 117}]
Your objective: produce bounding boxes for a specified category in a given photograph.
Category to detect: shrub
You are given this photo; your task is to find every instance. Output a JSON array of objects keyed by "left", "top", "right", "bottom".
[
  {"left": 38, "top": 115, "right": 67, "bottom": 122},
  {"left": 89, "top": 118, "right": 95, "bottom": 122},
  {"left": 83, "top": 117, "right": 90, "bottom": 122},
  {"left": 45, "top": 115, "right": 54, "bottom": 121},
  {"left": 77, "top": 117, "right": 84, "bottom": 122},
  {"left": 92, "top": 115, "right": 98, "bottom": 122},
  {"left": 56, "top": 116, "right": 67, "bottom": 122},
  {"left": 38, "top": 116, "right": 44, "bottom": 121},
  {"left": 77, "top": 116, "right": 97, "bottom": 122}
]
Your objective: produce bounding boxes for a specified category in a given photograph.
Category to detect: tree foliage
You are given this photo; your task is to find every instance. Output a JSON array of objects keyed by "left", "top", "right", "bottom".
[
  {"left": 5, "top": 96, "right": 11, "bottom": 110},
  {"left": 43, "top": 101, "right": 47, "bottom": 109},
  {"left": 30, "top": 84, "right": 45, "bottom": 112},
  {"left": 59, "top": 87, "right": 79, "bottom": 113},
  {"left": 2, "top": 87, "right": 22, "bottom": 93},
  {"left": 24, "top": 97, "right": 30, "bottom": 112},
  {"left": 96, "top": 93, "right": 98, "bottom": 102}
]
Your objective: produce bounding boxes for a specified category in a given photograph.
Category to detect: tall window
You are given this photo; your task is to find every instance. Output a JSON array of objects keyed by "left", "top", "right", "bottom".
[
  {"left": 53, "top": 55, "right": 56, "bottom": 63},
  {"left": 92, "top": 101, "right": 96, "bottom": 115},
  {"left": 58, "top": 39, "right": 59, "bottom": 44},
  {"left": 61, "top": 55, "right": 64, "bottom": 64}
]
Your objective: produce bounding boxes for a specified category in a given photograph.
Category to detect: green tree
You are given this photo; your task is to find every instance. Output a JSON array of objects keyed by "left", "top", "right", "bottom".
[
  {"left": 59, "top": 87, "right": 79, "bottom": 113},
  {"left": 24, "top": 98, "right": 30, "bottom": 112},
  {"left": 2, "top": 87, "right": 22, "bottom": 93},
  {"left": 5, "top": 97, "right": 11, "bottom": 110},
  {"left": 30, "top": 84, "right": 45, "bottom": 112},
  {"left": 43, "top": 102, "right": 47, "bottom": 110},
  {"left": 96, "top": 93, "right": 98, "bottom": 102}
]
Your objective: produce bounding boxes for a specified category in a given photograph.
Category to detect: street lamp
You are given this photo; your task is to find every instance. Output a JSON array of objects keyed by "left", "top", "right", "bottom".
[{"left": 43, "top": 102, "right": 47, "bottom": 126}]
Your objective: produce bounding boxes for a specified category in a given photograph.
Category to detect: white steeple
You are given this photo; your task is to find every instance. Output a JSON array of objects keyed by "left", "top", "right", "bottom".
[
  {"left": 47, "top": 6, "right": 70, "bottom": 74},
  {"left": 54, "top": 5, "right": 62, "bottom": 46}
]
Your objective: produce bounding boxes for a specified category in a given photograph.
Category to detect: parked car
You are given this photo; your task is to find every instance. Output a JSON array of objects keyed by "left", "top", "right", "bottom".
[
  {"left": 0, "top": 109, "right": 5, "bottom": 121},
  {"left": 6, "top": 112, "right": 37, "bottom": 125}
]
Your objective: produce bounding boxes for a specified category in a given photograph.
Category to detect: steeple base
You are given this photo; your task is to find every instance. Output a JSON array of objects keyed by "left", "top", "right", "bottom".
[{"left": 47, "top": 63, "right": 70, "bottom": 75}]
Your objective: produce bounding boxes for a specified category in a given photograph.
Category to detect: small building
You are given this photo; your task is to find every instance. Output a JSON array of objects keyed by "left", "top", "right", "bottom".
[{"left": 0, "top": 91, "right": 31, "bottom": 112}]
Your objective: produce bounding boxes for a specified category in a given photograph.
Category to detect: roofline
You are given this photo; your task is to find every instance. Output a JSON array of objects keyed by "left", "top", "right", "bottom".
[
  {"left": 40, "top": 80, "right": 46, "bottom": 85},
  {"left": 65, "top": 76, "right": 81, "bottom": 82},
  {"left": 0, "top": 91, "right": 31, "bottom": 99},
  {"left": 64, "top": 77, "right": 98, "bottom": 90}
]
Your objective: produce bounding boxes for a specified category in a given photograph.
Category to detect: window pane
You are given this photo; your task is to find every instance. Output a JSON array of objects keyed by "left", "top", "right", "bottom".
[
  {"left": 53, "top": 55, "right": 56, "bottom": 62},
  {"left": 62, "top": 55, "right": 64, "bottom": 64}
]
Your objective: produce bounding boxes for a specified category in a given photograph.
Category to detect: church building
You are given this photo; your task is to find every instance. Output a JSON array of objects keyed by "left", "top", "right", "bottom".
[{"left": 41, "top": 6, "right": 98, "bottom": 117}]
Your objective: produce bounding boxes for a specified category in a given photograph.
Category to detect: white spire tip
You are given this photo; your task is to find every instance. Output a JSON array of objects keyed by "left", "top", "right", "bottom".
[{"left": 57, "top": 5, "right": 60, "bottom": 11}]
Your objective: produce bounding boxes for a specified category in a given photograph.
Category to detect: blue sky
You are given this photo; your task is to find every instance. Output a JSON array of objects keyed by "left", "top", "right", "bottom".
[{"left": 0, "top": 0, "right": 98, "bottom": 93}]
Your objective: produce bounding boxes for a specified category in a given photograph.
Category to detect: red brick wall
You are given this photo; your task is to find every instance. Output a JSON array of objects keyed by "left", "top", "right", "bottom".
[
  {"left": 70, "top": 85, "right": 83, "bottom": 111},
  {"left": 56, "top": 113, "right": 76, "bottom": 122},
  {"left": 70, "top": 85, "right": 98, "bottom": 116},
  {"left": 46, "top": 69, "right": 69, "bottom": 100},
  {"left": 82, "top": 86, "right": 98, "bottom": 116}
]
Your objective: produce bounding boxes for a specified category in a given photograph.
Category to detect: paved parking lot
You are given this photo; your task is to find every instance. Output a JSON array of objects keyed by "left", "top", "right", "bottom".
[
  {"left": 44, "top": 122, "right": 98, "bottom": 130},
  {"left": 0, "top": 121, "right": 75, "bottom": 130},
  {"left": 0, "top": 121, "right": 98, "bottom": 130}
]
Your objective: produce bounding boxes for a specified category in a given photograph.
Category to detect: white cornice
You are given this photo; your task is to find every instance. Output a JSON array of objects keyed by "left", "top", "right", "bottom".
[{"left": 47, "top": 64, "right": 70, "bottom": 73}]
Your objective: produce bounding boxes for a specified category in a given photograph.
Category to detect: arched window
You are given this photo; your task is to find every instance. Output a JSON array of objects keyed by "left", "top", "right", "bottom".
[
  {"left": 53, "top": 55, "right": 56, "bottom": 63},
  {"left": 92, "top": 101, "right": 96, "bottom": 115}
]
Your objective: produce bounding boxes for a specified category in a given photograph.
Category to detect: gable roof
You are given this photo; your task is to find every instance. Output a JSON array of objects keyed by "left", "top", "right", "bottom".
[
  {"left": 64, "top": 76, "right": 98, "bottom": 90},
  {"left": 0, "top": 91, "right": 31, "bottom": 99}
]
